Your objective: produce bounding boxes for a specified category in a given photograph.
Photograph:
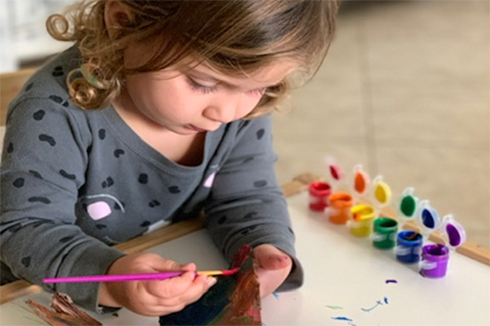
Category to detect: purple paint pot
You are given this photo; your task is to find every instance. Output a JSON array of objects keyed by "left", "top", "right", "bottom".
[
  {"left": 419, "top": 214, "right": 466, "bottom": 278},
  {"left": 395, "top": 230, "right": 422, "bottom": 263},
  {"left": 419, "top": 244, "right": 450, "bottom": 278},
  {"left": 308, "top": 181, "right": 331, "bottom": 212}
]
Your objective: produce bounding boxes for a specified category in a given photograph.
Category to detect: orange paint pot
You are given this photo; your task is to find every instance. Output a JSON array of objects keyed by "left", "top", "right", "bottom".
[
  {"left": 327, "top": 192, "right": 354, "bottom": 224},
  {"left": 349, "top": 204, "right": 376, "bottom": 237}
]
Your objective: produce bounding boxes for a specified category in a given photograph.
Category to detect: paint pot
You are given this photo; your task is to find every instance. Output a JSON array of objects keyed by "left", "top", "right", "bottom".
[
  {"left": 419, "top": 214, "right": 466, "bottom": 278},
  {"left": 395, "top": 231, "right": 423, "bottom": 263},
  {"left": 372, "top": 217, "right": 398, "bottom": 249},
  {"left": 308, "top": 181, "right": 332, "bottom": 212},
  {"left": 349, "top": 204, "right": 375, "bottom": 237},
  {"left": 327, "top": 192, "right": 354, "bottom": 224},
  {"left": 419, "top": 244, "right": 450, "bottom": 278}
]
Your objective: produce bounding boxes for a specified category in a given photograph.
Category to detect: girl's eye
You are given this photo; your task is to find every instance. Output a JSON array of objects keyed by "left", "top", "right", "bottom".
[
  {"left": 187, "top": 77, "right": 218, "bottom": 94},
  {"left": 247, "top": 88, "right": 266, "bottom": 96}
]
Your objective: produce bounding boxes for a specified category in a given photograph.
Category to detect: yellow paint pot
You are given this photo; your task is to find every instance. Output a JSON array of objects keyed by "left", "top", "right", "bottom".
[{"left": 350, "top": 204, "right": 375, "bottom": 237}]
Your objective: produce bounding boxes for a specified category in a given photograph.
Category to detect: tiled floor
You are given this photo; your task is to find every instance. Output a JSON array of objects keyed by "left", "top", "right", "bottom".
[{"left": 272, "top": 0, "right": 490, "bottom": 248}]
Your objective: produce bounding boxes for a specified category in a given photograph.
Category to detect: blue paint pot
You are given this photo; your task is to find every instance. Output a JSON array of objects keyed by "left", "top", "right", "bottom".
[{"left": 395, "top": 230, "right": 422, "bottom": 263}]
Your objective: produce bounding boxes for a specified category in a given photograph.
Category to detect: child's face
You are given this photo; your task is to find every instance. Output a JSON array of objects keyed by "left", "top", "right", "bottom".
[{"left": 120, "top": 60, "right": 294, "bottom": 135}]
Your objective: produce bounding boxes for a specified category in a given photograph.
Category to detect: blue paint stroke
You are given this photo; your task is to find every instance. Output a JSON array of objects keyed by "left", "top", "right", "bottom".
[
  {"left": 385, "top": 279, "right": 398, "bottom": 284},
  {"left": 384, "top": 296, "right": 389, "bottom": 304},
  {"left": 361, "top": 300, "right": 383, "bottom": 312},
  {"left": 272, "top": 292, "right": 279, "bottom": 300},
  {"left": 331, "top": 316, "right": 353, "bottom": 321}
]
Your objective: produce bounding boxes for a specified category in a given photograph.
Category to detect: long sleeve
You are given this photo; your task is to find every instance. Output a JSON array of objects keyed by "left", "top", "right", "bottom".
[
  {"left": 0, "top": 96, "right": 125, "bottom": 311},
  {"left": 203, "top": 115, "right": 304, "bottom": 291}
]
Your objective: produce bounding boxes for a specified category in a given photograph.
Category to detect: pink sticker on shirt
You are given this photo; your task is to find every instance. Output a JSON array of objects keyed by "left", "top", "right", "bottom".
[
  {"left": 204, "top": 172, "right": 216, "bottom": 188},
  {"left": 87, "top": 201, "right": 112, "bottom": 220}
]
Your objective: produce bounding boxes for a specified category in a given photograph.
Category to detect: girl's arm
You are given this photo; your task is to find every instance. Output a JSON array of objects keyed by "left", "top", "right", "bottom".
[
  {"left": 203, "top": 114, "right": 303, "bottom": 293},
  {"left": 1, "top": 95, "right": 124, "bottom": 312}
]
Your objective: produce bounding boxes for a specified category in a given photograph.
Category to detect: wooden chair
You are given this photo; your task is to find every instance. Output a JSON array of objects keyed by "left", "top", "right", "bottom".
[{"left": 0, "top": 68, "right": 37, "bottom": 126}]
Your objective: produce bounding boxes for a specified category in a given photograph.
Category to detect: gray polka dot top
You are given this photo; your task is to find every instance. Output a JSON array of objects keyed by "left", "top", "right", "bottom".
[{"left": 0, "top": 46, "right": 303, "bottom": 312}]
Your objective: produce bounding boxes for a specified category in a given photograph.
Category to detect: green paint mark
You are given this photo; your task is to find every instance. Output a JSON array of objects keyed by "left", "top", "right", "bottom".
[{"left": 326, "top": 305, "right": 343, "bottom": 310}]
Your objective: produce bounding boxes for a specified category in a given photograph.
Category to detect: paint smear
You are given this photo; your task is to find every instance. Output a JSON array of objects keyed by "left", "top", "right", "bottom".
[
  {"left": 385, "top": 279, "right": 398, "bottom": 284},
  {"left": 384, "top": 297, "right": 389, "bottom": 304},
  {"left": 331, "top": 316, "right": 353, "bottom": 321},
  {"left": 361, "top": 300, "right": 383, "bottom": 312},
  {"left": 326, "top": 305, "right": 343, "bottom": 310}
]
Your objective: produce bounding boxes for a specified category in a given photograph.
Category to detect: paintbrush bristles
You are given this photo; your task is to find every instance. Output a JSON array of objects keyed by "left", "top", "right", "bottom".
[{"left": 198, "top": 268, "right": 239, "bottom": 277}]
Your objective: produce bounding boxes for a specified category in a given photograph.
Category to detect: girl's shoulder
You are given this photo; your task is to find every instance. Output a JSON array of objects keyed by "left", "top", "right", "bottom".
[
  {"left": 6, "top": 46, "right": 99, "bottom": 126},
  {"left": 8, "top": 46, "right": 82, "bottom": 114}
]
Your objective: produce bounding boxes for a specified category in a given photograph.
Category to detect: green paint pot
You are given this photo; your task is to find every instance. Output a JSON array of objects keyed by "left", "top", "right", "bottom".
[{"left": 372, "top": 217, "right": 398, "bottom": 249}]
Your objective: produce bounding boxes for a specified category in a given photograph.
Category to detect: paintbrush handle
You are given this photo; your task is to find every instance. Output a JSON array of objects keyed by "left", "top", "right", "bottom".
[
  {"left": 43, "top": 268, "right": 239, "bottom": 284},
  {"left": 43, "top": 271, "right": 186, "bottom": 283}
]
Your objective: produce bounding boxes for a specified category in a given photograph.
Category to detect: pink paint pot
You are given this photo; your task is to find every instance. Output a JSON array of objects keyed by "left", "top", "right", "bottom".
[{"left": 308, "top": 181, "right": 332, "bottom": 212}]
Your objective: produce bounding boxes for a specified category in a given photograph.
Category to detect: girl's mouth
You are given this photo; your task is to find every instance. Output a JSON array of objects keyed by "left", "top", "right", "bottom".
[{"left": 188, "top": 125, "right": 208, "bottom": 132}]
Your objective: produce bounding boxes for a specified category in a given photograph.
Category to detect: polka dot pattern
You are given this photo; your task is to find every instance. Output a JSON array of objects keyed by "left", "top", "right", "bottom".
[
  {"left": 39, "top": 134, "right": 56, "bottom": 146},
  {"left": 149, "top": 200, "right": 161, "bottom": 208},
  {"left": 256, "top": 128, "right": 265, "bottom": 140},
  {"left": 21, "top": 257, "right": 31, "bottom": 268},
  {"left": 28, "top": 197, "right": 51, "bottom": 204},
  {"left": 60, "top": 170, "right": 76, "bottom": 180},
  {"left": 138, "top": 174, "right": 148, "bottom": 184},
  {"left": 33, "top": 110, "right": 45, "bottom": 121},
  {"left": 253, "top": 180, "right": 267, "bottom": 188},
  {"left": 29, "top": 170, "right": 43, "bottom": 179},
  {"left": 98, "top": 129, "right": 106, "bottom": 140},
  {"left": 101, "top": 177, "right": 114, "bottom": 188},
  {"left": 52, "top": 66, "right": 64, "bottom": 77},
  {"left": 13, "top": 178, "right": 25, "bottom": 188},
  {"left": 168, "top": 186, "right": 181, "bottom": 194},
  {"left": 114, "top": 149, "right": 125, "bottom": 158}
]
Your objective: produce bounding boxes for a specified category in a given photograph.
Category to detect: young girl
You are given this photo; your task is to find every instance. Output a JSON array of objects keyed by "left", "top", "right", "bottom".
[{"left": 1, "top": 0, "right": 339, "bottom": 317}]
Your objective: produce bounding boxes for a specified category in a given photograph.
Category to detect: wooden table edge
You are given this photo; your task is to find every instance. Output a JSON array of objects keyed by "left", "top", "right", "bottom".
[{"left": 1, "top": 172, "right": 488, "bottom": 304}]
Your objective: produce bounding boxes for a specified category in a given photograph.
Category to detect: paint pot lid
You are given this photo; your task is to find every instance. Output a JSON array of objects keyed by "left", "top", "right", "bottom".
[
  {"left": 415, "top": 200, "right": 440, "bottom": 236},
  {"left": 397, "top": 187, "right": 419, "bottom": 221},
  {"left": 325, "top": 156, "right": 345, "bottom": 183},
  {"left": 373, "top": 175, "right": 392, "bottom": 207},
  {"left": 353, "top": 164, "right": 370, "bottom": 196},
  {"left": 441, "top": 214, "right": 466, "bottom": 249}
]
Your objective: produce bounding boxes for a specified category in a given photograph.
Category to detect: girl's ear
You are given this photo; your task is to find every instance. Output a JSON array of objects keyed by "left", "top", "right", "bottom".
[{"left": 104, "top": 0, "right": 134, "bottom": 39}]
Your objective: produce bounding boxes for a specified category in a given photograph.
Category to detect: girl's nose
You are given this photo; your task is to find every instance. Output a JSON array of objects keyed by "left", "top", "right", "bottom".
[{"left": 203, "top": 102, "right": 237, "bottom": 124}]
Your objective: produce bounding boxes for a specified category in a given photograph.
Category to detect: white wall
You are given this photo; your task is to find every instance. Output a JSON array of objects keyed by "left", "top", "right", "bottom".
[{"left": 0, "top": 0, "right": 76, "bottom": 73}]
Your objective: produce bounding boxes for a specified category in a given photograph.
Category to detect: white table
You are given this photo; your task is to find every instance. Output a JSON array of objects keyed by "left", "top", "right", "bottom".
[{"left": 1, "top": 191, "right": 489, "bottom": 326}]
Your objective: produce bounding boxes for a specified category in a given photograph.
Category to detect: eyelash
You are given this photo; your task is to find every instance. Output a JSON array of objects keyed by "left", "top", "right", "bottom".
[
  {"left": 187, "top": 77, "right": 266, "bottom": 96},
  {"left": 187, "top": 78, "right": 218, "bottom": 94}
]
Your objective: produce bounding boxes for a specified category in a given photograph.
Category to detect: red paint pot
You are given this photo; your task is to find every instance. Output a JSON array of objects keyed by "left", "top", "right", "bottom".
[{"left": 308, "top": 181, "right": 332, "bottom": 211}]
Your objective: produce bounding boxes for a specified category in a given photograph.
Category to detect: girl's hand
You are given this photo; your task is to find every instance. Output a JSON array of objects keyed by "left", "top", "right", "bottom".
[
  {"left": 253, "top": 244, "right": 293, "bottom": 298},
  {"left": 98, "top": 252, "right": 216, "bottom": 316}
]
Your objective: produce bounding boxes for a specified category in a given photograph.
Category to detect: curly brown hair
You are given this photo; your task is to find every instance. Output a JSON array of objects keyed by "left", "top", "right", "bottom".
[{"left": 47, "top": 0, "right": 339, "bottom": 118}]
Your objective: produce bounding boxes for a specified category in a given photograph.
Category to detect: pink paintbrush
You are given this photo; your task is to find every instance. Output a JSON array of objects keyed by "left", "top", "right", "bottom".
[{"left": 43, "top": 268, "right": 240, "bottom": 284}]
